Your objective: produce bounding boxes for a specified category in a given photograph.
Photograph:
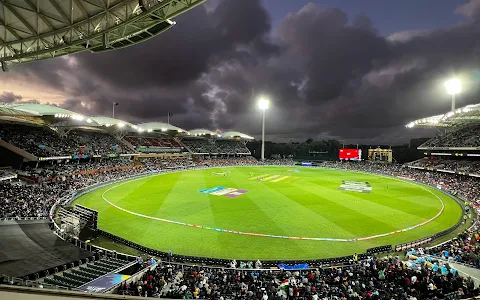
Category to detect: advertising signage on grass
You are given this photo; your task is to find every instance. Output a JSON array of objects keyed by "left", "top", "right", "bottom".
[{"left": 339, "top": 148, "right": 362, "bottom": 161}]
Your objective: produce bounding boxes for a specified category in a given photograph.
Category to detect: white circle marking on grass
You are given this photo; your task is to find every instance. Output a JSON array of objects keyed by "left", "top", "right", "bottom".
[{"left": 100, "top": 169, "right": 446, "bottom": 242}]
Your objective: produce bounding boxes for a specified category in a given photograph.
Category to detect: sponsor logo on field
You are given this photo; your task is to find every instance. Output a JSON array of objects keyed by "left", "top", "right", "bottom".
[
  {"left": 199, "top": 186, "right": 248, "bottom": 198},
  {"left": 338, "top": 181, "right": 372, "bottom": 193}
]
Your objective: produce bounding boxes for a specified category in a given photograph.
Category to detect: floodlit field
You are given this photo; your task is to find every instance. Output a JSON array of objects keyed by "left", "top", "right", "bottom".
[{"left": 74, "top": 167, "right": 462, "bottom": 260}]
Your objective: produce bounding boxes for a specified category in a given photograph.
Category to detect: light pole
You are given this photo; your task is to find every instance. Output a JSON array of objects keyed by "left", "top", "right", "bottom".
[
  {"left": 258, "top": 98, "right": 269, "bottom": 161},
  {"left": 444, "top": 78, "right": 461, "bottom": 111}
]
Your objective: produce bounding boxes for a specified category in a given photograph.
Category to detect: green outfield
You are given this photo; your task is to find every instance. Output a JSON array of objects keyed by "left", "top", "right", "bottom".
[{"left": 74, "top": 167, "right": 463, "bottom": 260}]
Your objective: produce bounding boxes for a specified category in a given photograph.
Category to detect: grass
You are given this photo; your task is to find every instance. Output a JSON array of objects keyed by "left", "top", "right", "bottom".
[{"left": 74, "top": 167, "right": 463, "bottom": 260}]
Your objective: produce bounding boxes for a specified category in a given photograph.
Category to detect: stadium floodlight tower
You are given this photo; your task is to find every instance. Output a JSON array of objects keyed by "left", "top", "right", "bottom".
[
  {"left": 444, "top": 78, "right": 461, "bottom": 111},
  {"left": 258, "top": 98, "right": 269, "bottom": 161}
]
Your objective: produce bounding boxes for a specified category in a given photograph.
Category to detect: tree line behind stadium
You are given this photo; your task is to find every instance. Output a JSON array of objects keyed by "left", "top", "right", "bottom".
[{"left": 246, "top": 138, "right": 429, "bottom": 163}]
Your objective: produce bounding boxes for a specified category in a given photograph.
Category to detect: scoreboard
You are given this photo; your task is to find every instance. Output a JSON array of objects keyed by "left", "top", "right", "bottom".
[{"left": 339, "top": 148, "right": 362, "bottom": 161}]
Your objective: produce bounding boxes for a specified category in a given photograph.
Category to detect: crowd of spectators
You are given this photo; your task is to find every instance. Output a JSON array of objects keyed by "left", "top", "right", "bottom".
[
  {"left": 409, "top": 158, "right": 480, "bottom": 175},
  {"left": 181, "top": 138, "right": 251, "bottom": 155},
  {"left": 181, "top": 138, "right": 218, "bottom": 154},
  {"left": 420, "top": 124, "right": 480, "bottom": 148},
  {"left": 140, "top": 157, "right": 193, "bottom": 171},
  {"left": 215, "top": 140, "right": 251, "bottom": 154},
  {"left": 198, "top": 157, "right": 258, "bottom": 167},
  {"left": 19, "top": 159, "right": 134, "bottom": 179},
  {"left": 425, "top": 222, "right": 480, "bottom": 268},
  {"left": 124, "top": 136, "right": 182, "bottom": 149},
  {"left": 118, "top": 256, "right": 478, "bottom": 299},
  {"left": 0, "top": 123, "right": 129, "bottom": 157},
  {"left": 0, "top": 163, "right": 147, "bottom": 218}
]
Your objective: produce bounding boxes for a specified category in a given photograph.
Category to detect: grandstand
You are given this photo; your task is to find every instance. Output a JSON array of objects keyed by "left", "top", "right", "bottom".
[
  {"left": 0, "top": 103, "right": 256, "bottom": 164},
  {"left": 180, "top": 129, "right": 252, "bottom": 155},
  {"left": 406, "top": 102, "right": 480, "bottom": 180}
]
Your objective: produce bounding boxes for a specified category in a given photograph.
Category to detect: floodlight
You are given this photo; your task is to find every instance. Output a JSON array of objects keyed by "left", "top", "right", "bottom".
[
  {"left": 117, "top": 123, "right": 125, "bottom": 128},
  {"left": 257, "top": 96, "right": 270, "bottom": 160},
  {"left": 147, "top": 129, "right": 153, "bottom": 133},
  {"left": 161, "top": 128, "right": 167, "bottom": 132},
  {"left": 444, "top": 78, "right": 461, "bottom": 95},
  {"left": 71, "top": 115, "right": 84, "bottom": 121},
  {"left": 86, "top": 118, "right": 92, "bottom": 123},
  {"left": 258, "top": 98, "right": 269, "bottom": 110}
]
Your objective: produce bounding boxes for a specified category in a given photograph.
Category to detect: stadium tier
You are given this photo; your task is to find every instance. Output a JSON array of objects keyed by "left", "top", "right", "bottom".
[
  {"left": 419, "top": 124, "right": 480, "bottom": 149},
  {"left": 123, "top": 135, "right": 183, "bottom": 153},
  {"left": 407, "top": 103, "right": 480, "bottom": 150},
  {"left": 0, "top": 123, "right": 128, "bottom": 157},
  {"left": 181, "top": 137, "right": 251, "bottom": 155},
  {"left": 409, "top": 157, "right": 480, "bottom": 175},
  {"left": 116, "top": 259, "right": 474, "bottom": 299}
]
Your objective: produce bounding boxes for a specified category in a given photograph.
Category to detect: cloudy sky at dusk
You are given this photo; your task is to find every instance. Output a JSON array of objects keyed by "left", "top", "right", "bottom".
[{"left": 2, "top": 0, "right": 480, "bottom": 144}]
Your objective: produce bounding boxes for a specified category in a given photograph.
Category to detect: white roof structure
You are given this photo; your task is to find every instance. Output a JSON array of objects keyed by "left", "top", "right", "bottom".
[
  {"left": 222, "top": 131, "right": 254, "bottom": 140},
  {"left": 189, "top": 129, "right": 219, "bottom": 136},
  {"left": 0, "top": 0, "right": 206, "bottom": 71},
  {"left": 406, "top": 103, "right": 480, "bottom": 128},
  {"left": 1, "top": 103, "right": 255, "bottom": 137},
  {"left": 7, "top": 103, "right": 78, "bottom": 117},
  {"left": 87, "top": 116, "right": 136, "bottom": 128},
  {"left": 137, "top": 122, "right": 186, "bottom": 133}
]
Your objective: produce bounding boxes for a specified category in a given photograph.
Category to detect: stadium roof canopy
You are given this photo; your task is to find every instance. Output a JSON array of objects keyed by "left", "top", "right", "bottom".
[
  {"left": 405, "top": 103, "right": 480, "bottom": 128},
  {"left": 7, "top": 103, "right": 79, "bottom": 117},
  {"left": 137, "top": 122, "right": 186, "bottom": 133},
  {"left": 0, "top": 104, "right": 35, "bottom": 116},
  {"left": 189, "top": 129, "right": 219, "bottom": 136},
  {"left": 222, "top": 131, "right": 254, "bottom": 140},
  {"left": 87, "top": 116, "right": 136, "bottom": 128},
  {"left": 0, "top": 0, "right": 206, "bottom": 71}
]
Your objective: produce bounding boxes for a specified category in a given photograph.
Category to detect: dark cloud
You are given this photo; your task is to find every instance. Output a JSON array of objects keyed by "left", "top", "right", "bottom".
[
  {"left": 0, "top": 91, "right": 22, "bottom": 103},
  {"left": 3, "top": 0, "right": 480, "bottom": 144}
]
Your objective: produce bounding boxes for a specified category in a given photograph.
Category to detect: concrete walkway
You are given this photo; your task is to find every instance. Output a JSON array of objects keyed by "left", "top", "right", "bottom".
[{"left": 449, "top": 262, "right": 480, "bottom": 286}]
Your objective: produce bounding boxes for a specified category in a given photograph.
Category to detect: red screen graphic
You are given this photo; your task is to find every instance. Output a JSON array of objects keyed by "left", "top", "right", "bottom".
[{"left": 339, "top": 148, "right": 361, "bottom": 160}]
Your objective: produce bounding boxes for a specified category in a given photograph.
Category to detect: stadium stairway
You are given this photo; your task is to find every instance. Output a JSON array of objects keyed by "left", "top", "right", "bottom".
[
  {"left": 42, "top": 257, "right": 130, "bottom": 289},
  {"left": 178, "top": 138, "right": 194, "bottom": 154},
  {"left": 118, "top": 137, "right": 137, "bottom": 153}
]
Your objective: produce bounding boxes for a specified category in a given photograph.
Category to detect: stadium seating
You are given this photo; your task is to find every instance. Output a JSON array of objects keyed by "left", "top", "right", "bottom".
[
  {"left": 181, "top": 138, "right": 251, "bottom": 154},
  {"left": 124, "top": 135, "right": 181, "bottom": 148},
  {"left": 117, "top": 258, "right": 477, "bottom": 299},
  {"left": 215, "top": 139, "right": 251, "bottom": 154},
  {"left": 43, "top": 257, "right": 130, "bottom": 289},
  {"left": 420, "top": 124, "right": 480, "bottom": 148},
  {"left": 180, "top": 138, "right": 217, "bottom": 154},
  {"left": 409, "top": 158, "right": 480, "bottom": 174},
  {"left": 0, "top": 123, "right": 128, "bottom": 157}
]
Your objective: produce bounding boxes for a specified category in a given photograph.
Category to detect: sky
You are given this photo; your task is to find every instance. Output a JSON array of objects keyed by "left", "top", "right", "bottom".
[{"left": 2, "top": 0, "right": 480, "bottom": 144}]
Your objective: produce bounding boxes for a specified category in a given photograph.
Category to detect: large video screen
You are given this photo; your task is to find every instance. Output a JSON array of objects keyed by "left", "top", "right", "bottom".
[{"left": 339, "top": 148, "right": 362, "bottom": 161}]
